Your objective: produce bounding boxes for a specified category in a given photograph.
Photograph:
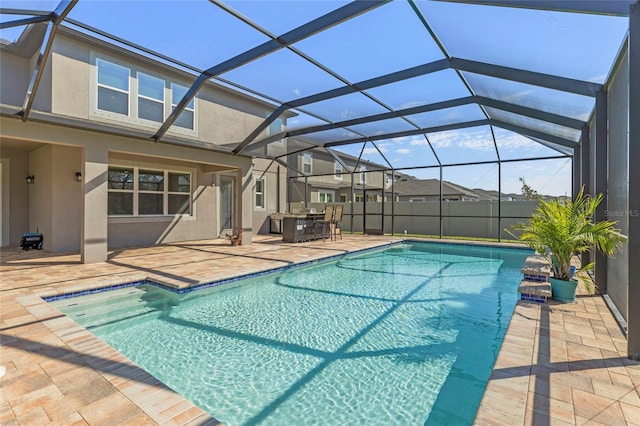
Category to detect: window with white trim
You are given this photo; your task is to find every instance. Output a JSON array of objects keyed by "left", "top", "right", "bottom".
[
  {"left": 97, "top": 58, "right": 129, "bottom": 116},
  {"left": 137, "top": 72, "right": 164, "bottom": 123},
  {"left": 171, "top": 83, "right": 195, "bottom": 130},
  {"left": 302, "top": 153, "right": 312, "bottom": 174},
  {"left": 360, "top": 166, "right": 366, "bottom": 184},
  {"left": 255, "top": 178, "right": 265, "bottom": 210},
  {"left": 108, "top": 167, "right": 191, "bottom": 216},
  {"left": 334, "top": 161, "right": 342, "bottom": 180},
  {"left": 268, "top": 117, "right": 284, "bottom": 144},
  {"left": 319, "top": 191, "right": 333, "bottom": 203}
]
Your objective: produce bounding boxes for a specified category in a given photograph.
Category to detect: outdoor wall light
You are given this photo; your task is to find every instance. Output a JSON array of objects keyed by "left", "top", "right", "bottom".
[
  {"left": 75, "top": 172, "right": 82, "bottom": 181},
  {"left": 26, "top": 175, "right": 35, "bottom": 184}
]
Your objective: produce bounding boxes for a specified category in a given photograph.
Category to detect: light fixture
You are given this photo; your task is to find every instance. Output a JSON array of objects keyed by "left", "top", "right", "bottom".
[
  {"left": 26, "top": 175, "right": 35, "bottom": 184},
  {"left": 75, "top": 172, "right": 82, "bottom": 182}
]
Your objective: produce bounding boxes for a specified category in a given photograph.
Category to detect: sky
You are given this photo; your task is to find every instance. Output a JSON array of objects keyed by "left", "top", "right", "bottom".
[{"left": 0, "top": 1, "right": 629, "bottom": 196}]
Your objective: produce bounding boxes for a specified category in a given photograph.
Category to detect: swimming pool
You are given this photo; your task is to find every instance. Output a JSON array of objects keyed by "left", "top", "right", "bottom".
[{"left": 50, "top": 242, "right": 530, "bottom": 425}]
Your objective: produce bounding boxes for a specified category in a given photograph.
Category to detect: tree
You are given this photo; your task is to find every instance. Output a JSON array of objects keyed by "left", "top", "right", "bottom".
[{"left": 519, "top": 177, "right": 540, "bottom": 200}]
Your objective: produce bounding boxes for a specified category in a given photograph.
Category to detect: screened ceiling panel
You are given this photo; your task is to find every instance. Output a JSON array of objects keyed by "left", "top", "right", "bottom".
[
  {"left": 493, "top": 128, "right": 567, "bottom": 160},
  {"left": 363, "top": 69, "right": 471, "bottom": 110},
  {"left": 295, "top": 128, "right": 362, "bottom": 145},
  {"left": 1, "top": 1, "right": 56, "bottom": 11},
  {"left": 356, "top": 142, "right": 392, "bottom": 171},
  {"left": 66, "top": 1, "right": 271, "bottom": 71},
  {"left": 292, "top": 1, "right": 445, "bottom": 82},
  {"left": 246, "top": 137, "right": 318, "bottom": 160},
  {"left": 0, "top": 21, "right": 30, "bottom": 44},
  {"left": 463, "top": 72, "right": 594, "bottom": 121},
  {"left": 3, "top": 0, "right": 631, "bottom": 181},
  {"left": 223, "top": 1, "right": 351, "bottom": 35},
  {"left": 486, "top": 107, "right": 582, "bottom": 143},
  {"left": 219, "top": 48, "right": 345, "bottom": 101},
  {"left": 443, "top": 163, "right": 499, "bottom": 192},
  {"left": 329, "top": 142, "right": 371, "bottom": 169},
  {"left": 343, "top": 117, "right": 418, "bottom": 138},
  {"left": 301, "top": 92, "right": 391, "bottom": 123},
  {"left": 286, "top": 111, "right": 332, "bottom": 132},
  {"left": 408, "top": 104, "right": 486, "bottom": 129},
  {"left": 426, "top": 126, "right": 499, "bottom": 165},
  {"left": 373, "top": 135, "right": 440, "bottom": 169},
  {"left": 501, "top": 158, "right": 572, "bottom": 196},
  {"left": 527, "top": 136, "right": 574, "bottom": 156},
  {"left": 415, "top": 0, "right": 628, "bottom": 82}
]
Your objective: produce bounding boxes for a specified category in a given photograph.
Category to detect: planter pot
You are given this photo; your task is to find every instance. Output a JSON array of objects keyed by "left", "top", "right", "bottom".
[{"left": 550, "top": 277, "right": 578, "bottom": 303}]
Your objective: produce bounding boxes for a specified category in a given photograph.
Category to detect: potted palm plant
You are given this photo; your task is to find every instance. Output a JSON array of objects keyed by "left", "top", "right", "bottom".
[{"left": 510, "top": 189, "right": 626, "bottom": 302}]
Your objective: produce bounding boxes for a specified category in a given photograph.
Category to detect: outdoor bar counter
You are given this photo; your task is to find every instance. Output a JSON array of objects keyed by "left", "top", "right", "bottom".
[{"left": 271, "top": 212, "right": 329, "bottom": 242}]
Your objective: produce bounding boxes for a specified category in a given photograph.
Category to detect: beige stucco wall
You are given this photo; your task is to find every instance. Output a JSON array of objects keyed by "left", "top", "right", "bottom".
[
  {"left": 48, "top": 31, "right": 272, "bottom": 147},
  {"left": 29, "top": 145, "right": 53, "bottom": 249},
  {"left": 0, "top": 53, "right": 31, "bottom": 107},
  {"left": 252, "top": 158, "right": 287, "bottom": 234}
]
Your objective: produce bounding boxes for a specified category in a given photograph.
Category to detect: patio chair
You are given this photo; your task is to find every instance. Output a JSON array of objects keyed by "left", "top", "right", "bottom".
[
  {"left": 315, "top": 205, "right": 334, "bottom": 241},
  {"left": 332, "top": 204, "right": 343, "bottom": 241}
]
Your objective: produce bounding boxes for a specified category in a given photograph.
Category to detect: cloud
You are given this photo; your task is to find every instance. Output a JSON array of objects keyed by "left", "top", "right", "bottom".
[{"left": 396, "top": 148, "right": 411, "bottom": 155}]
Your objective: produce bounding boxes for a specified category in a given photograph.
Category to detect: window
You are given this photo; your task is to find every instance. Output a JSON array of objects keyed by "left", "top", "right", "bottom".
[
  {"left": 255, "top": 178, "right": 265, "bottom": 210},
  {"left": 334, "top": 161, "right": 342, "bottom": 180},
  {"left": 107, "top": 167, "right": 191, "bottom": 216},
  {"left": 138, "top": 169, "right": 164, "bottom": 215},
  {"left": 171, "top": 83, "right": 195, "bottom": 130},
  {"left": 355, "top": 194, "right": 364, "bottom": 202},
  {"left": 302, "top": 153, "right": 312, "bottom": 174},
  {"left": 108, "top": 167, "right": 134, "bottom": 215},
  {"left": 360, "top": 166, "right": 366, "bottom": 184},
  {"left": 319, "top": 191, "right": 333, "bottom": 203},
  {"left": 168, "top": 172, "right": 191, "bottom": 214},
  {"left": 97, "top": 59, "right": 129, "bottom": 116},
  {"left": 137, "top": 72, "right": 164, "bottom": 122},
  {"left": 339, "top": 194, "right": 347, "bottom": 203}
]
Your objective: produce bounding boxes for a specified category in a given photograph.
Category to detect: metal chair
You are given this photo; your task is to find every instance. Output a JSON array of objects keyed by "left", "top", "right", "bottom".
[
  {"left": 332, "top": 204, "right": 343, "bottom": 240},
  {"left": 315, "top": 204, "right": 334, "bottom": 241}
]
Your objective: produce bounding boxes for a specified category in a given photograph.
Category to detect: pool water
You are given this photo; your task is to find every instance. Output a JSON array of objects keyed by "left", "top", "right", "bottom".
[{"left": 51, "top": 242, "right": 530, "bottom": 425}]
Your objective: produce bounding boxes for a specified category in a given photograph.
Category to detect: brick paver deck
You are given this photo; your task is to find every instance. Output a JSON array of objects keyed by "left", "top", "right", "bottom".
[{"left": 1, "top": 235, "right": 638, "bottom": 425}]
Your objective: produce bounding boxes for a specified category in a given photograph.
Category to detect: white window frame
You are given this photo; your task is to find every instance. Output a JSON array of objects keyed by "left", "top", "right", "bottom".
[
  {"left": 254, "top": 177, "right": 266, "bottom": 211},
  {"left": 91, "top": 53, "right": 198, "bottom": 136},
  {"left": 302, "top": 153, "right": 312, "bottom": 174},
  {"left": 136, "top": 71, "right": 165, "bottom": 124},
  {"left": 171, "top": 83, "right": 196, "bottom": 131},
  {"left": 360, "top": 166, "right": 367, "bottom": 184},
  {"left": 107, "top": 166, "right": 192, "bottom": 217},
  {"left": 318, "top": 191, "right": 334, "bottom": 203},
  {"left": 334, "top": 161, "right": 342, "bottom": 180},
  {"left": 95, "top": 58, "right": 130, "bottom": 118},
  {"left": 268, "top": 117, "right": 284, "bottom": 145}
]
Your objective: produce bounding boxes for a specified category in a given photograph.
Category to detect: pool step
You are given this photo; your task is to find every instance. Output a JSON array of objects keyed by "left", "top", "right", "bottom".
[
  {"left": 519, "top": 254, "right": 552, "bottom": 303},
  {"left": 521, "top": 254, "right": 551, "bottom": 282},
  {"left": 518, "top": 280, "right": 552, "bottom": 303}
]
